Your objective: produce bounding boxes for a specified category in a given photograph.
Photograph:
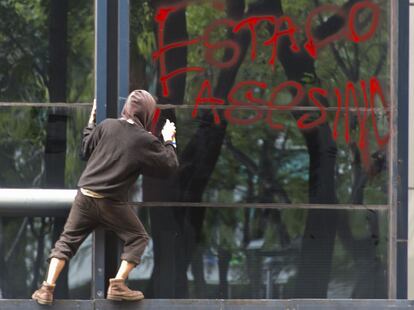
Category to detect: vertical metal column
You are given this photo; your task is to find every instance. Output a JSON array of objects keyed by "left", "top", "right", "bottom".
[
  {"left": 118, "top": 0, "right": 130, "bottom": 114},
  {"left": 95, "top": 0, "right": 107, "bottom": 125},
  {"left": 93, "top": 0, "right": 126, "bottom": 299},
  {"left": 396, "top": 0, "right": 409, "bottom": 299},
  {"left": 95, "top": 0, "right": 118, "bottom": 121},
  {"left": 93, "top": 0, "right": 107, "bottom": 300},
  {"left": 103, "top": 0, "right": 120, "bottom": 296},
  {"left": 390, "top": 0, "right": 409, "bottom": 300},
  {"left": 106, "top": 0, "right": 119, "bottom": 118},
  {"left": 408, "top": 0, "right": 414, "bottom": 299}
]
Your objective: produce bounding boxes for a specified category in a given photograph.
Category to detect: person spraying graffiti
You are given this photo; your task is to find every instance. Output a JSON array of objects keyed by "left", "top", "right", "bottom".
[{"left": 32, "top": 90, "right": 179, "bottom": 305}]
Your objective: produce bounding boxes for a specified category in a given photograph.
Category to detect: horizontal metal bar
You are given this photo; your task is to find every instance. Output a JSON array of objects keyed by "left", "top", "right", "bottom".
[
  {"left": 0, "top": 189, "right": 76, "bottom": 216},
  {"left": 0, "top": 102, "right": 92, "bottom": 108},
  {"left": 0, "top": 189, "right": 76, "bottom": 206},
  {"left": 130, "top": 202, "right": 390, "bottom": 211},
  {"left": 0, "top": 189, "right": 389, "bottom": 217},
  {"left": 149, "top": 105, "right": 391, "bottom": 113},
  {"left": 0, "top": 102, "right": 390, "bottom": 113}
]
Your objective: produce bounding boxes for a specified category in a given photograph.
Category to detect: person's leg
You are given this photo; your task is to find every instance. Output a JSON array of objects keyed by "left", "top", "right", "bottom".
[
  {"left": 98, "top": 200, "right": 149, "bottom": 300},
  {"left": 46, "top": 257, "right": 66, "bottom": 285},
  {"left": 99, "top": 201, "right": 149, "bottom": 271},
  {"left": 48, "top": 192, "right": 98, "bottom": 268},
  {"left": 32, "top": 192, "right": 98, "bottom": 305},
  {"left": 115, "top": 260, "right": 136, "bottom": 280}
]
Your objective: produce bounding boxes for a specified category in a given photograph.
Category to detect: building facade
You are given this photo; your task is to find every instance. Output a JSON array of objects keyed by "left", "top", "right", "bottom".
[{"left": 0, "top": 0, "right": 412, "bottom": 304}]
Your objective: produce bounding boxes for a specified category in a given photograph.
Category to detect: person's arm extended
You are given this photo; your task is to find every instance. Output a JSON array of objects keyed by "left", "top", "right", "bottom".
[
  {"left": 80, "top": 99, "right": 101, "bottom": 161},
  {"left": 141, "top": 138, "right": 179, "bottom": 177},
  {"left": 141, "top": 119, "right": 179, "bottom": 177}
]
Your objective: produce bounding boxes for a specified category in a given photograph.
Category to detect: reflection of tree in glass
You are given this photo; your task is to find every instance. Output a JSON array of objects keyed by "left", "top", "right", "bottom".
[
  {"left": 0, "top": 0, "right": 94, "bottom": 298},
  {"left": 139, "top": 0, "right": 388, "bottom": 299}
]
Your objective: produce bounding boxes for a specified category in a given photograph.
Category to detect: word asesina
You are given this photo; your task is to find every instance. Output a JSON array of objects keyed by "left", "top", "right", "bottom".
[{"left": 192, "top": 77, "right": 388, "bottom": 143}]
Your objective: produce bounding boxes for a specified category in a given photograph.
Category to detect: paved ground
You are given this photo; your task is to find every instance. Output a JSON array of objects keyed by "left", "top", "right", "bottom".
[{"left": 1, "top": 299, "right": 414, "bottom": 310}]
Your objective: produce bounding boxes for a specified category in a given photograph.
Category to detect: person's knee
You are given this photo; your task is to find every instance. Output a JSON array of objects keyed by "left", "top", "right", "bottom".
[{"left": 125, "top": 233, "right": 149, "bottom": 254}]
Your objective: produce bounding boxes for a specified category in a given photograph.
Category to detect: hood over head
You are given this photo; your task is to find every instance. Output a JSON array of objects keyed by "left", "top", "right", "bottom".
[{"left": 121, "top": 90, "right": 156, "bottom": 130}]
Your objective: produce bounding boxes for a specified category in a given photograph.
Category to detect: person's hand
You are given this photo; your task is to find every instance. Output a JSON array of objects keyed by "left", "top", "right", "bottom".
[
  {"left": 161, "top": 119, "right": 176, "bottom": 142},
  {"left": 88, "top": 99, "right": 97, "bottom": 125}
]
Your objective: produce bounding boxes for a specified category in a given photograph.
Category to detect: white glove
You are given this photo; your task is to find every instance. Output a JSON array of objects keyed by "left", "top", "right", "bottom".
[{"left": 161, "top": 119, "right": 176, "bottom": 142}]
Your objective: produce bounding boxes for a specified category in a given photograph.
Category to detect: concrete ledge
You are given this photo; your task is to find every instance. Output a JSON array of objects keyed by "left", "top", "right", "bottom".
[{"left": 1, "top": 299, "right": 414, "bottom": 310}]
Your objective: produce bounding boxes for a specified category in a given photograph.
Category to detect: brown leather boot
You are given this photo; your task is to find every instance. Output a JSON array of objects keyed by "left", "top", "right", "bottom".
[
  {"left": 32, "top": 281, "right": 55, "bottom": 305},
  {"left": 107, "top": 278, "right": 144, "bottom": 301}
]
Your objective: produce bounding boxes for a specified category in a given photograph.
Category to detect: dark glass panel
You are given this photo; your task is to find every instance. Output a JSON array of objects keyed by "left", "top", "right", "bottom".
[
  {"left": 0, "top": 216, "right": 91, "bottom": 299},
  {"left": 0, "top": 0, "right": 94, "bottom": 103},
  {"left": 128, "top": 208, "right": 388, "bottom": 299}
]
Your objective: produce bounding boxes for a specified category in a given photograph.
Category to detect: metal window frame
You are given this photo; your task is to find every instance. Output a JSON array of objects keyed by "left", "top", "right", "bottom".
[
  {"left": 391, "top": 0, "right": 409, "bottom": 300},
  {"left": 92, "top": 0, "right": 130, "bottom": 299},
  {"left": 93, "top": 0, "right": 107, "bottom": 299}
]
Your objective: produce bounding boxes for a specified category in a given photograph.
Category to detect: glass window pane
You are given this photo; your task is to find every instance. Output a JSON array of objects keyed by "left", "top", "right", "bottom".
[
  {"left": 0, "top": 106, "right": 388, "bottom": 205},
  {"left": 130, "top": 0, "right": 391, "bottom": 206},
  {"left": 0, "top": 217, "right": 91, "bottom": 299},
  {"left": 127, "top": 208, "right": 388, "bottom": 299},
  {"left": 0, "top": 0, "right": 393, "bottom": 302},
  {"left": 0, "top": 0, "right": 94, "bottom": 103},
  {"left": 0, "top": 106, "right": 90, "bottom": 189},
  {"left": 172, "top": 108, "right": 389, "bottom": 205}
]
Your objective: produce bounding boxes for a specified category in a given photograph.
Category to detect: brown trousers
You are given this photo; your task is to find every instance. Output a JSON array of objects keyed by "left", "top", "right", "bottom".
[{"left": 49, "top": 191, "right": 149, "bottom": 265}]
